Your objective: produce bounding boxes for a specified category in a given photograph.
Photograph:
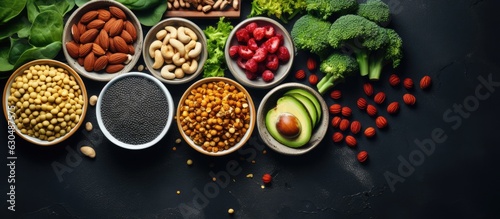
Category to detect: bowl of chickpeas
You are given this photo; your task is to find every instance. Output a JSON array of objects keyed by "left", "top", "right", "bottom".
[
  {"left": 3, "top": 59, "right": 88, "bottom": 146},
  {"left": 177, "top": 77, "right": 256, "bottom": 156}
]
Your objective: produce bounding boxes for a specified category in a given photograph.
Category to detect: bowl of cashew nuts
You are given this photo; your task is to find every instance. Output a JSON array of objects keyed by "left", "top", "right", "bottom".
[{"left": 143, "top": 17, "right": 208, "bottom": 84}]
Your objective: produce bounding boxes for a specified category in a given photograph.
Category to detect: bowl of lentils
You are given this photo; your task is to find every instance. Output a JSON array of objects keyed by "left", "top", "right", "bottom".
[
  {"left": 96, "top": 72, "right": 174, "bottom": 149},
  {"left": 177, "top": 77, "right": 256, "bottom": 156}
]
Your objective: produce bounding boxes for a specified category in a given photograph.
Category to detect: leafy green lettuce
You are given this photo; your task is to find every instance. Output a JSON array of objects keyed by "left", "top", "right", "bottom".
[
  {"left": 202, "top": 17, "right": 234, "bottom": 78},
  {"left": 248, "top": 0, "right": 307, "bottom": 23}
]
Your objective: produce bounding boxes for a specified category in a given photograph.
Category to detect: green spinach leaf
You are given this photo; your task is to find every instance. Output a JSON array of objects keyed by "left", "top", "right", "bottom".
[
  {"left": 116, "top": 0, "right": 162, "bottom": 10},
  {"left": 14, "top": 41, "right": 61, "bottom": 68},
  {"left": 27, "top": 0, "right": 74, "bottom": 23},
  {"left": 0, "top": 0, "right": 27, "bottom": 24},
  {"left": 29, "top": 10, "right": 63, "bottom": 47},
  {"left": 134, "top": 2, "right": 167, "bottom": 27}
]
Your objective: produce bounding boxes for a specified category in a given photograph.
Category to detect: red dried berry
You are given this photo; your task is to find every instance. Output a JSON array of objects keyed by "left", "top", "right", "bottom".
[
  {"left": 366, "top": 104, "right": 377, "bottom": 117},
  {"left": 307, "top": 57, "right": 317, "bottom": 71},
  {"left": 363, "top": 83, "right": 374, "bottom": 96},
  {"left": 403, "top": 78, "right": 414, "bottom": 90},
  {"left": 339, "top": 119, "right": 350, "bottom": 131},
  {"left": 295, "top": 69, "right": 306, "bottom": 80},
  {"left": 389, "top": 74, "right": 400, "bottom": 87},
  {"left": 345, "top": 135, "right": 357, "bottom": 147},
  {"left": 357, "top": 97, "right": 367, "bottom": 110},
  {"left": 403, "top": 93, "right": 416, "bottom": 105},
  {"left": 329, "top": 104, "right": 342, "bottom": 114},
  {"left": 350, "top": 120, "right": 361, "bottom": 134},
  {"left": 364, "top": 127, "right": 376, "bottom": 138},
  {"left": 308, "top": 74, "right": 318, "bottom": 85},
  {"left": 330, "top": 90, "right": 342, "bottom": 100},
  {"left": 373, "top": 92, "right": 386, "bottom": 105},
  {"left": 341, "top": 106, "right": 352, "bottom": 117},
  {"left": 332, "top": 132, "right": 344, "bottom": 143},
  {"left": 375, "top": 116, "right": 388, "bottom": 129},
  {"left": 387, "top": 102, "right": 400, "bottom": 114},
  {"left": 262, "top": 173, "right": 272, "bottom": 184},
  {"left": 331, "top": 116, "right": 342, "bottom": 128},
  {"left": 357, "top": 151, "right": 368, "bottom": 163},
  {"left": 420, "top": 75, "right": 432, "bottom": 90}
]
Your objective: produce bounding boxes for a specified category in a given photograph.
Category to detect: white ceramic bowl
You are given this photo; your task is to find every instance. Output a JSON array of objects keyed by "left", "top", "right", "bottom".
[
  {"left": 225, "top": 17, "right": 295, "bottom": 89},
  {"left": 62, "top": 0, "right": 143, "bottom": 81},
  {"left": 143, "top": 17, "right": 207, "bottom": 84},
  {"left": 3, "top": 59, "right": 88, "bottom": 146},
  {"left": 257, "top": 83, "right": 329, "bottom": 155},
  {"left": 96, "top": 72, "right": 174, "bottom": 150},
  {"left": 177, "top": 77, "right": 256, "bottom": 156}
]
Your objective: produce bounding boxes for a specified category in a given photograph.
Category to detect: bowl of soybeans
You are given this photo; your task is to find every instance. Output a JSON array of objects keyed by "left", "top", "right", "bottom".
[
  {"left": 3, "top": 59, "right": 88, "bottom": 146},
  {"left": 176, "top": 77, "right": 256, "bottom": 156}
]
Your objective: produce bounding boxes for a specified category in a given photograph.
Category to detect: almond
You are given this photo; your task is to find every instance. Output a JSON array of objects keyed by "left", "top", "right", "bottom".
[
  {"left": 97, "top": 29, "right": 109, "bottom": 51},
  {"left": 108, "top": 53, "right": 128, "bottom": 64},
  {"left": 128, "top": 45, "right": 135, "bottom": 55},
  {"left": 84, "top": 52, "right": 95, "bottom": 72},
  {"left": 373, "top": 92, "right": 386, "bottom": 105},
  {"left": 124, "top": 21, "right": 137, "bottom": 41},
  {"left": 71, "top": 24, "right": 81, "bottom": 43},
  {"left": 94, "top": 56, "right": 109, "bottom": 71},
  {"left": 109, "top": 37, "right": 116, "bottom": 53},
  {"left": 103, "top": 17, "right": 116, "bottom": 33},
  {"left": 375, "top": 116, "right": 388, "bottom": 129},
  {"left": 92, "top": 43, "right": 106, "bottom": 56},
  {"left": 105, "top": 64, "right": 124, "bottom": 73},
  {"left": 345, "top": 135, "right": 357, "bottom": 147},
  {"left": 80, "top": 10, "right": 99, "bottom": 24},
  {"left": 109, "top": 19, "right": 124, "bottom": 37},
  {"left": 113, "top": 36, "right": 129, "bottom": 53},
  {"left": 366, "top": 104, "right": 377, "bottom": 117},
  {"left": 87, "top": 19, "right": 106, "bottom": 29},
  {"left": 79, "top": 43, "right": 93, "bottom": 57},
  {"left": 80, "top": 29, "right": 99, "bottom": 44},
  {"left": 387, "top": 102, "right": 399, "bottom": 114},
  {"left": 97, "top": 9, "right": 111, "bottom": 22},
  {"left": 350, "top": 121, "right": 361, "bottom": 134},
  {"left": 65, "top": 41, "right": 80, "bottom": 59},
  {"left": 109, "top": 6, "right": 127, "bottom": 20},
  {"left": 77, "top": 57, "right": 85, "bottom": 66},
  {"left": 77, "top": 22, "right": 87, "bottom": 36},
  {"left": 120, "top": 30, "right": 134, "bottom": 44},
  {"left": 332, "top": 132, "right": 343, "bottom": 143}
]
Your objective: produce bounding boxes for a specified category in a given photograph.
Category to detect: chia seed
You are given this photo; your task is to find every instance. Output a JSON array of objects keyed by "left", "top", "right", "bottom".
[{"left": 100, "top": 76, "right": 169, "bottom": 145}]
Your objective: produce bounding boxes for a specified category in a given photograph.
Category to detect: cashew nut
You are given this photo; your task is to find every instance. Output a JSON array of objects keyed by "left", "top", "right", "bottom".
[
  {"left": 174, "top": 68, "right": 185, "bottom": 79},
  {"left": 149, "top": 40, "right": 163, "bottom": 58},
  {"left": 162, "top": 33, "right": 171, "bottom": 45},
  {"left": 177, "top": 27, "right": 191, "bottom": 44},
  {"left": 188, "top": 42, "right": 202, "bottom": 59},
  {"left": 165, "top": 26, "right": 177, "bottom": 39},
  {"left": 161, "top": 64, "right": 176, "bottom": 79},
  {"left": 182, "top": 59, "right": 198, "bottom": 74},
  {"left": 169, "top": 38, "right": 185, "bottom": 57},
  {"left": 172, "top": 52, "right": 186, "bottom": 66},
  {"left": 184, "top": 40, "right": 197, "bottom": 55},
  {"left": 183, "top": 27, "right": 198, "bottom": 41},
  {"left": 156, "top": 29, "right": 167, "bottom": 41},
  {"left": 161, "top": 44, "right": 175, "bottom": 60},
  {"left": 152, "top": 50, "right": 164, "bottom": 69}
]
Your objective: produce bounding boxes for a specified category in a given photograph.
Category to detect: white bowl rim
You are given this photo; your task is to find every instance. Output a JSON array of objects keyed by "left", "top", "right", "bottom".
[{"left": 95, "top": 72, "right": 174, "bottom": 150}]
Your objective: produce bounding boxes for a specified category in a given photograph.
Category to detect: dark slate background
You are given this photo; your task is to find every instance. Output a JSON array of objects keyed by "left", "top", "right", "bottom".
[{"left": 2, "top": 0, "right": 500, "bottom": 218}]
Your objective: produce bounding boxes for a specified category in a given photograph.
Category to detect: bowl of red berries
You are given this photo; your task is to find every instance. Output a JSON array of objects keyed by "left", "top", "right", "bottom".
[{"left": 225, "top": 17, "right": 295, "bottom": 89}]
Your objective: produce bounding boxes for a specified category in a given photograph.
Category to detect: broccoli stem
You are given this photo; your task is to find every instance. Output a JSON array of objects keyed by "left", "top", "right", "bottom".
[
  {"left": 356, "top": 52, "right": 370, "bottom": 76},
  {"left": 317, "top": 74, "right": 338, "bottom": 94},
  {"left": 369, "top": 56, "right": 384, "bottom": 80}
]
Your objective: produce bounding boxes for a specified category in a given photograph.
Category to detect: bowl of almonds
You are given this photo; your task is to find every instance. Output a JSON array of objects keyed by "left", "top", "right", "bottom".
[{"left": 62, "top": 0, "right": 143, "bottom": 81}]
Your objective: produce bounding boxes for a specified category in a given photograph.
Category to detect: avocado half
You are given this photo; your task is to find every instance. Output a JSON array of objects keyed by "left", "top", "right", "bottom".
[
  {"left": 284, "top": 92, "right": 318, "bottom": 126},
  {"left": 266, "top": 96, "right": 313, "bottom": 148},
  {"left": 284, "top": 89, "right": 322, "bottom": 120}
]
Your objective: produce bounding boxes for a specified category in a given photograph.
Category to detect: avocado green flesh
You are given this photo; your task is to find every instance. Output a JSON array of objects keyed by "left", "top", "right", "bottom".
[
  {"left": 266, "top": 96, "right": 313, "bottom": 148},
  {"left": 284, "top": 89, "right": 321, "bottom": 121},
  {"left": 284, "top": 92, "right": 318, "bottom": 126}
]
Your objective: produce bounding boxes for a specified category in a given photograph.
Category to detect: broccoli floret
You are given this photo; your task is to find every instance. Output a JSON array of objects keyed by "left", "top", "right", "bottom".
[
  {"left": 317, "top": 53, "right": 359, "bottom": 94},
  {"left": 368, "top": 28, "right": 403, "bottom": 80},
  {"left": 328, "top": 14, "right": 388, "bottom": 77},
  {"left": 357, "top": 0, "right": 391, "bottom": 25},
  {"left": 248, "top": 0, "right": 306, "bottom": 23},
  {"left": 305, "top": 0, "right": 358, "bottom": 20},
  {"left": 291, "top": 15, "right": 332, "bottom": 57}
]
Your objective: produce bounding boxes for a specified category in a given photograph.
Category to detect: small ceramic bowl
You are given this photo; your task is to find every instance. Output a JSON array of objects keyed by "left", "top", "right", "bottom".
[
  {"left": 177, "top": 77, "right": 256, "bottom": 156},
  {"left": 225, "top": 16, "right": 295, "bottom": 89},
  {"left": 95, "top": 72, "right": 174, "bottom": 150},
  {"left": 3, "top": 59, "right": 88, "bottom": 146},
  {"left": 143, "top": 17, "right": 207, "bottom": 84},
  {"left": 62, "top": 0, "right": 143, "bottom": 81},
  {"left": 257, "top": 83, "right": 329, "bottom": 155}
]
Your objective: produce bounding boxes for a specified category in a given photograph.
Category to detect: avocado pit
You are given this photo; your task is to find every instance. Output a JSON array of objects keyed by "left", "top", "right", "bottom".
[{"left": 276, "top": 113, "right": 301, "bottom": 138}]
